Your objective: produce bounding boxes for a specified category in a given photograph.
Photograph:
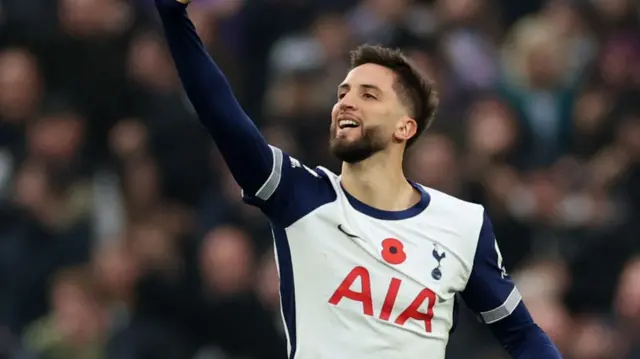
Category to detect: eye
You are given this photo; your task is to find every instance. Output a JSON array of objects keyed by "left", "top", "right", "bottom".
[
  {"left": 337, "top": 92, "right": 346, "bottom": 100},
  {"left": 363, "top": 93, "right": 377, "bottom": 100}
]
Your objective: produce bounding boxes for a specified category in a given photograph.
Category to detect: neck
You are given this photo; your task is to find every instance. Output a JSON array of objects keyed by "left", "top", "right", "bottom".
[{"left": 340, "top": 151, "right": 420, "bottom": 212}]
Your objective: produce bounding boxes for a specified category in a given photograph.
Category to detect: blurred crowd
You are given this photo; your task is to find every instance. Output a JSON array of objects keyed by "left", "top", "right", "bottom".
[{"left": 0, "top": 0, "right": 639, "bottom": 358}]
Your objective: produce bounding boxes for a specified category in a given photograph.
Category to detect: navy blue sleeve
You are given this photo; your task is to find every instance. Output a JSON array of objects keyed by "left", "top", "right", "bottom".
[
  {"left": 461, "top": 211, "right": 563, "bottom": 358},
  {"left": 155, "top": 0, "right": 269, "bottom": 194},
  {"left": 155, "top": 0, "right": 334, "bottom": 226},
  {"left": 241, "top": 152, "right": 336, "bottom": 227}
]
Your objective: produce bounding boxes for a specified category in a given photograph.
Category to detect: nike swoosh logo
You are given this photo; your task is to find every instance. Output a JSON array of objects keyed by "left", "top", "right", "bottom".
[{"left": 337, "top": 224, "right": 362, "bottom": 240}]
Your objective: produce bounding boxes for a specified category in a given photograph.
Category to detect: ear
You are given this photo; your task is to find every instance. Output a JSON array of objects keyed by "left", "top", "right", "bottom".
[{"left": 392, "top": 117, "right": 418, "bottom": 143}]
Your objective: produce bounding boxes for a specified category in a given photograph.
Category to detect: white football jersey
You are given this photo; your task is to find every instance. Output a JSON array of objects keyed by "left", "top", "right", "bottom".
[{"left": 242, "top": 146, "right": 523, "bottom": 359}]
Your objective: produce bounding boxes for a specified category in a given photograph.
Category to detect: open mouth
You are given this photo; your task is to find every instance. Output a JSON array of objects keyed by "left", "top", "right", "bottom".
[
  {"left": 337, "top": 113, "right": 361, "bottom": 129},
  {"left": 338, "top": 119, "right": 360, "bottom": 129}
]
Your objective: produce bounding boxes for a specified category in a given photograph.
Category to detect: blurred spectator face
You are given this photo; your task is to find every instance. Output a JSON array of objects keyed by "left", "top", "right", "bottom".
[
  {"left": 504, "top": 19, "right": 566, "bottom": 89},
  {"left": 59, "top": 0, "right": 102, "bottom": 34},
  {"left": 127, "top": 32, "right": 177, "bottom": 92},
  {"left": 94, "top": 243, "right": 140, "bottom": 300},
  {"left": 109, "top": 118, "right": 148, "bottom": 159},
  {"left": 573, "top": 88, "right": 613, "bottom": 137},
  {"left": 12, "top": 160, "right": 51, "bottom": 210},
  {"left": 598, "top": 38, "right": 639, "bottom": 89},
  {"left": 0, "top": 49, "right": 42, "bottom": 122},
  {"left": 467, "top": 99, "right": 517, "bottom": 157},
  {"left": 525, "top": 44, "right": 562, "bottom": 88},
  {"left": 28, "top": 113, "right": 84, "bottom": 161},
  {"left": 123, "top": 158, "right": 160, "bottom": 210},
  {"left": 615, "top": 258, "right": 640, "bottom": 323},
  {"left": 129, "top": 222, "right": 176, "bottom": 271},
  {"left": 406, "top": 134, "right": 458, "bottom": 192},
  {"left": 59, "top": 0, "right": 132, "bottom": 37},
  {"left": 51, "top": 269, "right": 107, "bottom": 346},
  {"left": 200, "top": 226, "right": 254, "bottom": 296}
]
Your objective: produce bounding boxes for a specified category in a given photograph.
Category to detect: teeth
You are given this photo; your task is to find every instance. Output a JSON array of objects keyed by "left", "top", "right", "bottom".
[{"left": 339, "top": 120, "right": 359, "bottom": 129}]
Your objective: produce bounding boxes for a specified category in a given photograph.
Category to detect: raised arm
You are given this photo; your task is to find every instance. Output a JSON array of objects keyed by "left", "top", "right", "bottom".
[
  {"left": 154, "top": 0, "right": 272, "bottom": 196},
  {"left": 461, "top": 211, "right": 563, "bottom": 359},
  {"left": 154, "top": 0, "right": 336, "bottom": 226}
]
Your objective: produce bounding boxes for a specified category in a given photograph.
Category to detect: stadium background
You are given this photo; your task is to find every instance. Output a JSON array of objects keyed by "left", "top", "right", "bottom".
[{"left": 0, "top": 0, "right": 639, "bottom": 358}]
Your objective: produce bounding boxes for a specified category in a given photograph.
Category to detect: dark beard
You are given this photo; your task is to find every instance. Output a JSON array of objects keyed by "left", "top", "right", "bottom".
[{"left": 329, "top": 125, "right": 386, "bottom": 163}]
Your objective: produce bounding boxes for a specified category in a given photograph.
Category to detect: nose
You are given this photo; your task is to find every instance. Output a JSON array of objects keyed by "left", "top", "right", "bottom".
[{"left": 338, "top": 95, "right": 357, "bottom": 112}]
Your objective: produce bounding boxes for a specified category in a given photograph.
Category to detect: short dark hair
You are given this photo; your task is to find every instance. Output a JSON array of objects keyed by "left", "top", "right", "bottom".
[{"left": 349, "top": 44, "right": 439, "bottom": 148}]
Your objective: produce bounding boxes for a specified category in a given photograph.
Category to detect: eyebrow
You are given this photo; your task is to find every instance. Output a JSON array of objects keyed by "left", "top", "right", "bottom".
[{"left": 338, "top": 83, "right": 382, "bottom": 92}]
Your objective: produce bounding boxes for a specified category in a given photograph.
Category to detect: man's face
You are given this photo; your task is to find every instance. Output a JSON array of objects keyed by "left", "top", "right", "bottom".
[{"left": 329, "top": 63, "right": 410, "bottom": 163}]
